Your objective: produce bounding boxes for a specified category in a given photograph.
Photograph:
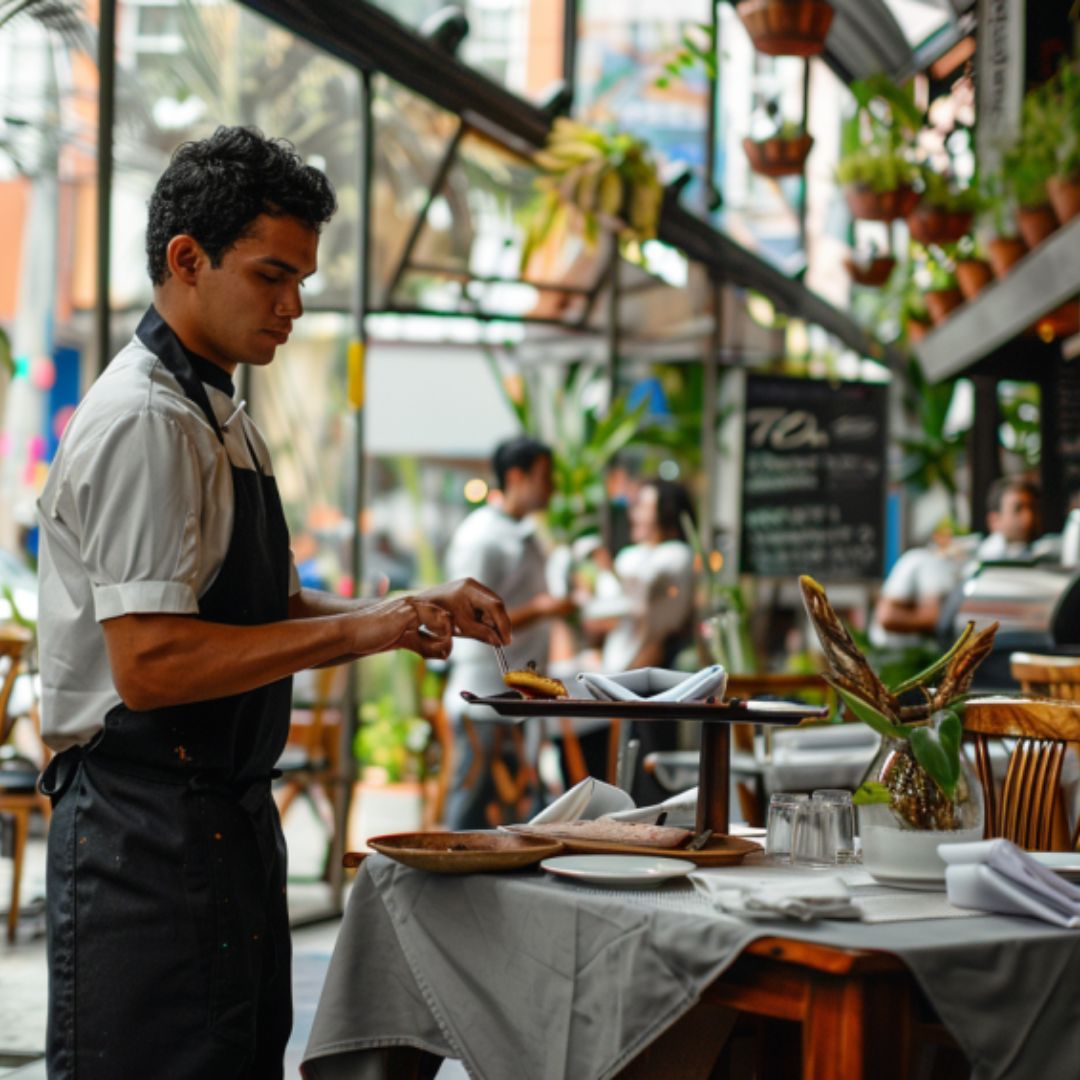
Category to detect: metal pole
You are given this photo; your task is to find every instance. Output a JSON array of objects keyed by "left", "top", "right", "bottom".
[
  {"left": 562, "top": 0, "right": 578, "bottom": 109},
  {"left": 704, "top": 0, "right": 720, "bottom": 214},
  {"left": 798, "top": 58, "right": 811, "bottom": 257},
  {"left": 329, "top": 67, "right": 374, "bottom": 915},
  {"left": 603, "top": 247, "right": 620, "bottom": 550},
  {"left": 95, "top": 0, "right": 116, "bottom": 374},
  {"left": 701, "top": 276, "right": 722, "bottom": 546}
]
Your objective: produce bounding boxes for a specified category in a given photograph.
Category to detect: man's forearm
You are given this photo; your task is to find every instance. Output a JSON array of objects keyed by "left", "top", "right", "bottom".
[{"left": 289, "top": 588, "right": 378, "bottom": 618}]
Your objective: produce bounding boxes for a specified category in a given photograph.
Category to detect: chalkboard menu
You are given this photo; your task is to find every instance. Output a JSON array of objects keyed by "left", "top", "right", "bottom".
[{"left": 739, "top": 374, "right": 887, "bottom": 580}]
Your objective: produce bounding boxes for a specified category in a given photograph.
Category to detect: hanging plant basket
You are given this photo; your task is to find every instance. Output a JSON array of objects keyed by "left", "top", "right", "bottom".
[
  {"left": 1047, "top": 175, "right": 1080, "bottom": 226},
  {"left": 843, "top": 255, "right": 896, "bottom": 287},
  {"left": 742, "top": 133, "right": 814, "bottom": 177},
  {"left": 736, "top": 0, "right": 834, "bottom": 57},
  {"left": 956, "top": 259, "right": 994, "bottom": 301},
  {"left": 844, "top": 184, "right": 918, "bottom": 222},
  {"left": 906, "top": 204, "right": 974, "bottom": 246},
  {"left": 987, "top": 236, "right": 1027, "bottom": 278},
  {"left": 926, "top": 288, "right": 963, "bottom": 326},
  {"left": 906, "top": 316, "right": 932, "bottom": 344},
  {"left": 1016, "top": 204, "right": 1059, "bottom": 250}
]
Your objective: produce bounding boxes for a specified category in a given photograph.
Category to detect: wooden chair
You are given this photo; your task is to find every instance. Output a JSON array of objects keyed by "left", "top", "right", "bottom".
[
  {"left": 1010, "top": 652, "right": 1080, "bottom": 698},
  {"left": 963, "top": 695, "right": 1080, "bottom": 850},
  {"left": 0, "top": 624, "right": 49, "bottom": 943}
]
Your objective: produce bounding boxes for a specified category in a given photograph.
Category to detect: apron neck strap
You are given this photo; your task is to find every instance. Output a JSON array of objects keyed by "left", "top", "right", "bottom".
[{"left": 136, "top": 306, "right": 225, "bottom": 444}]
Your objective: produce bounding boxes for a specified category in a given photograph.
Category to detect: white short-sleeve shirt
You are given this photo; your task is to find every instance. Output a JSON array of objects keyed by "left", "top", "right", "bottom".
[
  {"left": 868, "top": 546, "right": 960, "bottom": 650},
  {"left": 37, "top": 330, "right": 300, "bottom": 752}
]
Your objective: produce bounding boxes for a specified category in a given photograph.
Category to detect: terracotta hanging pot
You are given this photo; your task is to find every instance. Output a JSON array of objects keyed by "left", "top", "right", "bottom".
[
  {"left": 906, "top": 316, "right": 932, "bottom": 344},
  {"left": 742, "top": 133, "right": 814, "bottom": 177},
  {"left": 1047, "top": 175, "right": 1080, "bottom": 226},
  {"left": 986, "top": 236, "right": 1027, "bottom": 278},
  {"left": 925, "top": 288, "right": 964, "bottom": 325},
  {"left": 906, "top": 204, "right": 974, "bottom": 246},
  {"left": 843, "top": 255, "right": 896, "bottom": 287},
  {"left": 844, "top": 184, "right": 919, "bottom": 222},
  {"left": 1015, "top": 204, "right": 1059, "bottom": 250},
  {"left": 736, "top": 0, "right": 835, "bottom": 57},
  {"left": 955, "top": 259, "right": 994, "bottom": 301}
]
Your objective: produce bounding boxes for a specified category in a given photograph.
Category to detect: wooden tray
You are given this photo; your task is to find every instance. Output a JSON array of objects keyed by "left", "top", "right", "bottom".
[
  {"left": 461, "top": 691, "right": 827, "bottom": 725},
  {"left": 504, "top": 826, "right": 760, "bottom": 867},
  {"left": 361, "top": 831, "right": 564, "bottom": 874}
]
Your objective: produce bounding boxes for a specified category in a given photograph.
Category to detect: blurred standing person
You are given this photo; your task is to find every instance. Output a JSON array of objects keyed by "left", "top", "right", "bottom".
[
  {"left": 582, "top": 479, "right": 696, "bottom": 801},
  {"left": 443, "top": 437, "right": 575, "bottom": 828}
]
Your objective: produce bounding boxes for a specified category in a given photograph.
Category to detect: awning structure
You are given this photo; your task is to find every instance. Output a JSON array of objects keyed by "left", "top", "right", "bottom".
[{"left": 244, "top": 0, "right": 904, "bottom": 368}]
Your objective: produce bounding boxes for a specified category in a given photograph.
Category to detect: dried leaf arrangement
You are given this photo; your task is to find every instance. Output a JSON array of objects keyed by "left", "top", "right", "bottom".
[{"left": 799, "top": 575, "right": 997, "bottom": 829}]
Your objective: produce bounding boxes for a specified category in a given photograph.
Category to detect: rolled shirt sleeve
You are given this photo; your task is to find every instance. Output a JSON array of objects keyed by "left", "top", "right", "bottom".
[{"left": 57, "top": 409, "right": 207, "bottom": 621}]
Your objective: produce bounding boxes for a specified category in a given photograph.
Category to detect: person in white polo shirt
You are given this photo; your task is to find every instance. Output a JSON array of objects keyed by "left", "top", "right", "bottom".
[{"left": 35, "top": 126, "right": 509, "bottom": 1080}]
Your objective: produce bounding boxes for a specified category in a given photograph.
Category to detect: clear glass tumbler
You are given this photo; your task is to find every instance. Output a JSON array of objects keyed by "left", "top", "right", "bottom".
[
  {"left": 812, "top": 789, "right": 858, "bottom": 864},
  {"left": 765, "top": 793, "right": 807, "bottom": 860},
  {"left": 790, "top": 800, "right": 835, "bottom": 867}
]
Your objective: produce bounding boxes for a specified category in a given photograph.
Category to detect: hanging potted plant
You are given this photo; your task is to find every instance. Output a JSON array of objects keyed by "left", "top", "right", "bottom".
[
  {"left": 736, "top": 0, "right": 835, "bottom": 57},
  {"left": 521, "top": 118, "right": 663, "bottom": 272},
  {"left": 837, "top": 77, "right": 922, "bottom": 221},
  {"left": 922, "top": 245, "right": 963, "bottom": 325},
  {"left": 952, "top": 235, "right": 993, "bottom": 300},
  {"left": 1047, "top": 58, "right": 1080, "bottom": 225},
  {"left": 979, "top": 169, "right": 1028, "bottom": 278},
  {"left": 801, "top": 577, "right": 995, "bottom": 885},
  {"left": 843, "top": 246, "right": 896, "bottom": 287},
  {"left": 1003, "top": 79, "right": 1061, "bottom": 250},
  {"left": 742, "top": 102, "right": 814, "bottom": 177},
  {"left": 907, "top": 167, "right": 981, "bottom": 246}
]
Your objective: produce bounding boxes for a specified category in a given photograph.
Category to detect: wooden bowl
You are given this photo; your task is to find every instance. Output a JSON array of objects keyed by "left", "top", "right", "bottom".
[{"left": 365, "top": 831, "right": 564, "bottom": 874}]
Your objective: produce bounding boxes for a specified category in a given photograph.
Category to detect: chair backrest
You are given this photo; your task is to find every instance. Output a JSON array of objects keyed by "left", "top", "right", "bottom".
[
  {"left": 1010, "top": 652, "right": 1080, "bottom": 699},
  {"left": 963, "top": 696, "right": 1080, "bottom": 851},
  {"left": 0, "top": 626, "right": 33, "bottom": 746}
]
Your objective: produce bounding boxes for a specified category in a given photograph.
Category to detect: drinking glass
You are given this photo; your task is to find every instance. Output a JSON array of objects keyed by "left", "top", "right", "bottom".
[
  {"left": 765, "top": 793, "right": 807, "bottom": 860},
  {"left": 790, "top": 800, "right": 835, "bottom": 867},
  {"left": 812, "top": 789, "right": 858, "bottom": 864}
]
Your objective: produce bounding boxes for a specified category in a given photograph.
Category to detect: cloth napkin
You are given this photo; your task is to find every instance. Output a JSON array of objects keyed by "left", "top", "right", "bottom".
[
  {"left": 529, "top": 776, "right": 634, "bottom": 824},
  {"left": 689, "top": 868, "right": 860, "bottom": 922},
  {"left": 940, "top": 839, "right": 1080, "bottom": 928},
  {"left": 602, "top": 786, "right": 699, "bottom": 828},
  {"left": 576, "top": 665, "right": 727, "bottom": 704}
]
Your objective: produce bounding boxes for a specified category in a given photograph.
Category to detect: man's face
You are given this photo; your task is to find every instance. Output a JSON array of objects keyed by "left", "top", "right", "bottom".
[
  {"left": 989, "top": 489, "right": 1039, "bottom": 544},
  {"left": 184, "top": 213, "right": 318, "bottom": 371},
  {"left": 514, "top": 455, "right": 554, "bottom": 514}
]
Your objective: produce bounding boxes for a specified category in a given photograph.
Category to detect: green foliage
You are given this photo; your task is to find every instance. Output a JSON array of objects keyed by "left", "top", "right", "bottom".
[
  {"left": 852, "top": 780, "right": 893, "bottom": 806},
  {"left": 835, "top": 685, "right": 905, "bottom": 740},
  {"left": 918, "top": 166, "right": 984, "bottom": 213},
  {"left": 837, "top": 76, "right": 922, "bottom": 193},
  {"left": 908, "top": 709, "right": 962, "bottom": 801},
  {"left": 836, "top": 148, "right": 919, "bottom": 193},
  {"left": 652, "top": 22, "right": 716, "bottom": 89},
  {"left": 1002, "top": 75, "right": 1061, "bottom": 208},
  {"left": 0, "top": 326, "right": 11, "bottom": 377},
  {"left": 998, "top": 381, "right": 1041, "bottom": 468},
  {"left": 353, "top": 650, "right": 429, "bottom": 783},
  {"left": 522, "top": 118, "right": 663, "bottom": 270}
]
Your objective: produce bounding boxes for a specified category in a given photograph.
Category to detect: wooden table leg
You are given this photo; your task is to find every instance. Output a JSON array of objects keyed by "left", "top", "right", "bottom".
[{"left": 696, "top": 722, "right": 730, "bottom": 835}]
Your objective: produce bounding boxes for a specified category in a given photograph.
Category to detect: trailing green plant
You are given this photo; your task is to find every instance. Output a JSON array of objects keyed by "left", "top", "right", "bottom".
[
  {"left": 522, "top": 118, "right": 663, "bottom": 269},
  {"left": 917, "top": 166, "right": 984, "bottom": 213}
]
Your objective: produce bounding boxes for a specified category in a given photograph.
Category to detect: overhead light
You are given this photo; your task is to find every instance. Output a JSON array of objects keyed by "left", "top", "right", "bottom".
[{"left": 420, "top": 6, "right": 470, "bottom": 56}]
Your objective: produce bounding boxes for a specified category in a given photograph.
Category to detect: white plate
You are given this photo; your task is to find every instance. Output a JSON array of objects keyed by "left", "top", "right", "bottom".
[
  {"left": 865, "top": 868, "right": 947, "bottom": 892},
  {"left": 541, "top": 854, "right": 696, "bottom": 887},
  {"left": 1030, "top": 852, "right": 1080, "bottom": 881}
]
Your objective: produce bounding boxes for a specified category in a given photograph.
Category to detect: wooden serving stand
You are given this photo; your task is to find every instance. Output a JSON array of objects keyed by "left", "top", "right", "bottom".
[{"left": 459, "top": 692, "right": 829, "bottom": 836}]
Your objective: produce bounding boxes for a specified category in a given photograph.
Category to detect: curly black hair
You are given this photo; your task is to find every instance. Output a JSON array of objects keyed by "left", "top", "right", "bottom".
[{"left": 146, "top": 126, "right": 337, "bottom": 285}]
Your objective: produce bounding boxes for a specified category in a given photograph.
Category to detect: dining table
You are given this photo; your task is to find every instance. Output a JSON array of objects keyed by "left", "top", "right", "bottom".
[{"left": 300, "top": 850, "right": 1080, "bottom": 1080}]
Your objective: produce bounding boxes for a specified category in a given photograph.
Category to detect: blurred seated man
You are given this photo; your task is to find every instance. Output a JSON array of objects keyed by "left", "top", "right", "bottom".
[
  {"left": 442, "top": 437, "right": 576, "bottom": 828},
  {"left": 870, "top": 521, "right": 961, "bottom": 651},
  {"left": 974, "top": 476, "right": 1046, "bottom": 562}
]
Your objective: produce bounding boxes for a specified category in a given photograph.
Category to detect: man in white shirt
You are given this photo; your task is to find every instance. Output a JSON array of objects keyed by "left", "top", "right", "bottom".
[
  {"left": 35, "top": 126, "right": 510, "bottom": 1080},
  {"left": 442, "top": 436, "right": 574, "bottom": 828},
  {"left": 973, "top": 477, "right": 1043, "bottom": 563}
]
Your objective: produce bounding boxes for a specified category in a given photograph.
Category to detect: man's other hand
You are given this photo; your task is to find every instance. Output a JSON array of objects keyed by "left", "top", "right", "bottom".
[{"left": 416, "top": 578, "right": 512, "bottom": 646}]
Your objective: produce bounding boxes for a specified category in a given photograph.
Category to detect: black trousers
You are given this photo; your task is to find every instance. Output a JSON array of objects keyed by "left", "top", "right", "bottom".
[{"left": 45, "top": 757, "right": 291, "bottom": 1079}]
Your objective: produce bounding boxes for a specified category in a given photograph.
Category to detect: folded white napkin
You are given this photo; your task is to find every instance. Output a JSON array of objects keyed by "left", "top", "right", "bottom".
[
  {"left": 689, "top": 869, "right": 859, "bottom": 922},
  {"left": 602, "top": 786, "right": 699, "bottom": 828},
  {"left": 940, "top": 839, "right": 1080, "bottom": 928},
  {"left": 577, "top": 665, "right": 727, "bottom": 704},
  {"left": 529, "top": 776, "right": 635, "bottom": 825}
]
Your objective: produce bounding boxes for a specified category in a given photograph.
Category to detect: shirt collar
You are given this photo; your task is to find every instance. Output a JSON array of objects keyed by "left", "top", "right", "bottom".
[{"left": 143, "top": 305, "right": 236, "bottom": 398}]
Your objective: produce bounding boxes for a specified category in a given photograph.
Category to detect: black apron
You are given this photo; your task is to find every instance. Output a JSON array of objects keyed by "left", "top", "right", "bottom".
[{"left": 42, "top": 309, "right": 294, "bottom": 1079}]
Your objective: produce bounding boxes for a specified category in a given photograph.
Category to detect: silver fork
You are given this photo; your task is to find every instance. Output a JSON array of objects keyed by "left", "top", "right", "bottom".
[{"left": 493, "top": 644, "right": 510, "bottom": 676}]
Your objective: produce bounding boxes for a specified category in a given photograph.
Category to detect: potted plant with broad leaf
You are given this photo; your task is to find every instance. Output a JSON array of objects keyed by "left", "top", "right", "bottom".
[
  {"left": 837, "top": 77, "right": 922, "bottom": 221},
  {"left": 743, "top": 100, "right": 814, "bottom": 178},
  {"left": 800, "top": 576, "right": 996, "bottom": 885}
]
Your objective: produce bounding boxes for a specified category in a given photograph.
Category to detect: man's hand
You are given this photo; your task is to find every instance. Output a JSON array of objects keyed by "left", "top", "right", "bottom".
[
  {"left": 415, "top": 578, "right": 512, "bottom": 646},
  {"left": 357, "top": 595, "right": 456, "bottom": 660}
]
